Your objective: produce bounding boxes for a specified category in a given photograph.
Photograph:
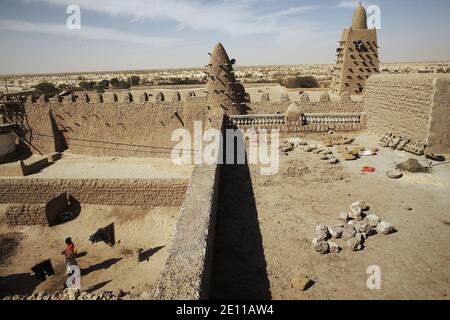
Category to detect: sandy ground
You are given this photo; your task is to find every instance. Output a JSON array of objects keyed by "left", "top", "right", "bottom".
[
  {"left": 0, "top": 205, "right": 179, "bottom": 298},
  {"left": 2, "top": 153, "right": 193, "bottom": 179},
  {"left": 212, "top": 132, "right": 450, "bottom": 300}
]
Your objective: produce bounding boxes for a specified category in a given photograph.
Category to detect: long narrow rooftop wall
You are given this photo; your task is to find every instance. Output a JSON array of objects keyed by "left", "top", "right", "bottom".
[
  {"left": 0, "top": 178, "right": 188, "bottom": 207},
  {"left": 22, "top": 93, "right": 209, "bottom": 157},
  {"left": 154, "top": 164, "right": 221, "bottom": 299},
  {"left": 154, "top": 115, "right": 224, "bottom": 300}
]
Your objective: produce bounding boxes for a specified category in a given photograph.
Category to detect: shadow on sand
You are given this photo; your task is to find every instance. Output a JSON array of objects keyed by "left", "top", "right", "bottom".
[
  {"left": 82, "top": 258, "right": 122, "bottom": 276},
  {"left": 0, "top": 272, "right": 42, "bottom": 298},
  {"left": 138, "top": 246, "right": 165, "bottom": 262}
]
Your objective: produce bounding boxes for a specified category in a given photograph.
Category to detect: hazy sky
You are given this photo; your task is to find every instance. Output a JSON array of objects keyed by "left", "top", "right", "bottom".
[{"left": 0, "top": 0, "right": 449, "bottom": 74}]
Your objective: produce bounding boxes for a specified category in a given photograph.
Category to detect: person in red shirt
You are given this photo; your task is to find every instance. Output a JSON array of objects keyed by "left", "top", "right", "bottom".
[
  {"left": 62, "top": 237, "right": 77, "bottom": 266},
  {"left": 61, "top": 237, "right": 80, "bottom": 289}
]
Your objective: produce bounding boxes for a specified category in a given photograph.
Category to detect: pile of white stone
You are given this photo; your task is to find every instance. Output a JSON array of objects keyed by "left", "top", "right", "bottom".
[
  {"left": 279, "top": 139, "right": 340, "bottom": 165},
  {"left": 312, "top": 201, "right": 397, "bottom": 254},
  {"left": 1, "top": 288, "right": 132, "bottom": 300},
  {"left": 279, "top": 138, "right": 308, "bottom": 153},
  {"left": 303, "top": 144, "right": 340, "bottom": 164}
]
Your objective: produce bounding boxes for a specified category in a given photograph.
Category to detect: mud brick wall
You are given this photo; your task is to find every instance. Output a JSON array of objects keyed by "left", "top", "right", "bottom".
[
  {"left": 247, "top": 99, "right": 363, "bottom": 115},
  {"left": 427, "top": 77, "right": 450, "bottom": 153},
  {"left": 364, "top": 74, "right": 450, "bottom": 146},
  {"left": 5, "top": 204, "right": 48, "bottom": 226},
  {"left": 23, "top": 94, "right": 209, "bottom": 158},
  {"left": 24, "top": 104, "right": 56, "bottom": 154},
  {"left": 154, "top": 164, "right": 221, "bottom": 300},
  {"left": 5, "top": 193, "right": 68, "bottom": 226},
  {"left": 0, "top": 178, "right": 189, "bottom": 207}
]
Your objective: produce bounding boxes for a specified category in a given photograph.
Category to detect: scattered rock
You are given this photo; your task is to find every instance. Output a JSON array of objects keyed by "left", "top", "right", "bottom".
[
  {"left": 377, "top": 221, "right": 397, "bottom": 235},
  {"left": 291, "top": 275, "right": 314, "bottom": 290},
  {"left": 386, "top": 170, "right": 403, "bottom": 179},
  {"left": 339, "top": 211, "right": 349, "bottom": 221},
  {"left": 349, "top": 201, "right": 365, "bottom": 220},
  {"left": 342, "top": 137, "right": 355, "bottom": 145},
  {"left": 328, "top": 158, "right": 339, "bottom": 164},
  {"left": 333, "top": 224, "right": 345, "bottom": 237},
  {"left": 341, "top": 225, "right": 357, "bottom": 240},
  {"left": 327, "top": 225, "right": 338, "bottom": 239},
  {"left": 280, "top": 146, "right": 294, "bottom": 153},
  {"left": 342, "top": 153, "right": 357, "bottom": 161},
  {"left": 312, "top": 238, "right": 329, "bottom": 254},
  {"left": 78, "top": 292, "right": 89, "bottom": 300},
  {"left": 365, "top": 214, "right": 381, "bottom": 227},
  {"left": 315, "top": 225, "right": 330, "bottom": 241},
  {"left": 354, "top": 220, "right": 375, "bottom": 235},
  {"left": 346, "top": 233, "right": 364, "bottom": 251},
  {"left": 27, "top": 292, "right": 38, "bottom": 300},
  {"left": 313, "top": 149, "right": 322, "bottom": 154},
  {"left": 328, "top": 241, "right": 341, "bottom": 253},
  {"left": 50, "top": 291, "right": 61, "bottom": 300},
  {"left": 36, "top": 291, "right": 48, "bottom": 300}
]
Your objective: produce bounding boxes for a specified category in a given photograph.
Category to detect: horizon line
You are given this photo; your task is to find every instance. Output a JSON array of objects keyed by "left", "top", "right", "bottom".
[{"left": 1, "top": 60, "right": 449, "bottom": 78}]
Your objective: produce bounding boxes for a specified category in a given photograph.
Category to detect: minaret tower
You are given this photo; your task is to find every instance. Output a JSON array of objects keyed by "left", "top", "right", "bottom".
[
  {"left": 205, "top": 43, "right": 245, "bottom": 116},
  {"left": 332, "top": 4, "right": 380, "bottom": 96}
]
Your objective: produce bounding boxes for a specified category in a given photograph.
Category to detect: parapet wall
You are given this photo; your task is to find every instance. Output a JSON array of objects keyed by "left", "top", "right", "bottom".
[
  {"left": 227, "top": 112, "right": 366, "bottom": 133},
  {"left": 247, "top": 96, "right": 363, "bottom": 115},
  {"left": 5, "top": 193, "right": 68, "bottom": 226},
  {"left": 154, "top": 163, "right": 221, "bottom": 300},
  {"left": 364, "top": 74, "right": 450, "bottom": 152},
  {"left": 0, "top": 178, "right": 188, "bottom": 207},
  {"left": 5, "top": 204, "right": 48, "bottom": 226},
  {"left": 23, "top": 93, "right": 209, "bottom": 158}
]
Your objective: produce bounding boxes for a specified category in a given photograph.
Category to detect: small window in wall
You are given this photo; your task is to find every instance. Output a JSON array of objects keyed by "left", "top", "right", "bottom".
[{"left": 355, "top": 40, "right": 368, "bottom": 53}]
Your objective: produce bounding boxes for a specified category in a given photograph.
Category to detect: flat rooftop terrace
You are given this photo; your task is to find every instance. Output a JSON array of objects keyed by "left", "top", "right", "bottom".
[{"left": 0, "top": 153, "right": 193, "bottom": 179}]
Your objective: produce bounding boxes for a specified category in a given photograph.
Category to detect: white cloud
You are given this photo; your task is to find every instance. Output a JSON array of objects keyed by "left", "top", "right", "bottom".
[
  {"left": 336, "top": 1, "right": 359, "bottom": 8},
  {"left": 261, "top": 5, "right": 319, "bottom": 20},
  {"left": 26, "top": 0, "right": 320, "bottom": 36},
  {"left": 0, "top": 19, "right": 179, "bottom": 46}
]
